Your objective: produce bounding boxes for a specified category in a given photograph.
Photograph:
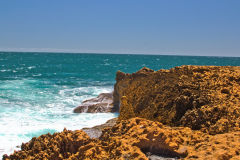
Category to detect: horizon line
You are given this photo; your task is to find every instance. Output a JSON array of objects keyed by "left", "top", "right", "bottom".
[{"left": 0, "top": 49, "right": 240, "bottom": 58}]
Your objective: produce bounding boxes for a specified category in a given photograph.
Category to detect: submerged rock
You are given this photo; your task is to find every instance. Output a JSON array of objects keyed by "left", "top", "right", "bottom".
[
  {"left": 73, "top": 92, "right": 115, "bottom": 113},
  {"left": 114, "top": 65, "right": 240, "bottom": 134}
]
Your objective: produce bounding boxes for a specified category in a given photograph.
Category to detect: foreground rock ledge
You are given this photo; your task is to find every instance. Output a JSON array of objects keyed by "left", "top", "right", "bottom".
[
  {"left": 3, "top": 118, "right": 240, "bottom": 160},
  {"left": 114, "top": 65, "right": 240, "bottom": 134}
]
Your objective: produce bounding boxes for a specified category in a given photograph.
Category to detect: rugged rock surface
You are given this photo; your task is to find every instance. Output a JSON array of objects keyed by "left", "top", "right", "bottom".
[
  {"left": 74, "top": 92, "right": 115, "bottom": 113},
  {"left": 3, "top": 118, "right": 240, "bottom": 160},
  {"left": 114, "top": 66, "right": 240, "bottom": 134},
  {"left": 3, "top": 129, "right": 91, "bottom": 160}
]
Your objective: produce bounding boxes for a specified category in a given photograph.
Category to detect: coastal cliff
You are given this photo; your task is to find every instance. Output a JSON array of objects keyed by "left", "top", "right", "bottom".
[
  {"left": 3, "top": 66, "right": 240, "bottom": 159},
  {"left": 114, "top": 65, "right": 240, "bottom": 135}
]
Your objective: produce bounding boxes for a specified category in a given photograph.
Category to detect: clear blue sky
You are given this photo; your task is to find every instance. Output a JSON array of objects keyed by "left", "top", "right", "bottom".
[{"left": 0, "top": 0, "right": 239, "bottom": 57}]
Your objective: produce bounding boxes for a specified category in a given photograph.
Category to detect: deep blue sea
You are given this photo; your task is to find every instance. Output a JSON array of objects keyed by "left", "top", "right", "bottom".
[{"left": 0, "top": 52, "right": 240, "bottom": 156}]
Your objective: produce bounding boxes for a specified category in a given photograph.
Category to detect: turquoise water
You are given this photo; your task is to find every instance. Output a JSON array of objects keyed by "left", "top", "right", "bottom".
[{"left": 0, "top": 52, "right": 240, "bottom": 157}]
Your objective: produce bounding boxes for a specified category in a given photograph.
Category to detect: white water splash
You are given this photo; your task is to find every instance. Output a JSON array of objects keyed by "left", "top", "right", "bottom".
[{"left": 0, "top": 78, "right": 117, "bottom": 158}]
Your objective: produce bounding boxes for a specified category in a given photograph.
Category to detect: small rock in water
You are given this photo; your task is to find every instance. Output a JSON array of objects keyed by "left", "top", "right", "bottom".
[{"left": 73, "top": 92, "right": 114, "bottom": 113}]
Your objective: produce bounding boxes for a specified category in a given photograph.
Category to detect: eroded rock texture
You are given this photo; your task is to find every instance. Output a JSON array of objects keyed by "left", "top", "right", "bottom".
[
  {"left": 3, "top": 118, "right": 240, "bottom": 160},
  {"left": 3, "top": 129, "right": 91, "bottom": 160},
  {"left": 114, "top": 66, "right": 240, "bottom": 134}
]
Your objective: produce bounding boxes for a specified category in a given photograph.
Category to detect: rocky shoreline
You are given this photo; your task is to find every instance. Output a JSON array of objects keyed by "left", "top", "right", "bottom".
[{"left": 3, "top": 65, "right": 240, "bottom": 159}]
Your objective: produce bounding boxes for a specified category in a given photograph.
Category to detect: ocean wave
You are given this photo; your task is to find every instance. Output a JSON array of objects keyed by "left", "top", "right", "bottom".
[
  {"left": 16, "top": 67, "right": 24, "bottom": 71},
  {"left": 32, "top": 74, "right": 42, "bottom": 77},
  {"left": 0, "top": 111, "right": 118, "bottom": 157},
  {"left": 0, "top": 77, "right": 115, "bottom": 157},
  {"left": 0, "top": 69, "right": 11, "bottom": 72},
  {"left": 59, "top": 86, "right": 112, "bottom": 96},
  {"left": 27, "top": 66, "right": 36, "bottom": 70}
]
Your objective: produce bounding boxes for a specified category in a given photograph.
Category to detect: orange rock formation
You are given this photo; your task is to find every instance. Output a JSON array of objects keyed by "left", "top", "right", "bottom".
[
  {"left": 3, "top": 118, "right": 240, "bottom": 159},
  {"left": 114, "top": 66, "right": 240, "bottom": 134}
]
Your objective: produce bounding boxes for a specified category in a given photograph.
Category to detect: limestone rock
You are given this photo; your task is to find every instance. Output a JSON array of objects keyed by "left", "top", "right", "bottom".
[
  {"left": 3, "top": 129, "right": 90, "bottom": 160},
  {"left": 114, "top": 65, "right": 240, "bottom": 134},
  {"left": 3, "top": 118, "right": 240, "bottom": 160}
]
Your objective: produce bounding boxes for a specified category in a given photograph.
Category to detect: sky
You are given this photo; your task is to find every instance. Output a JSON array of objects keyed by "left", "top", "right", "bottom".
[{"left": 0, "top": 0, "right": 239, "bottom": 57}]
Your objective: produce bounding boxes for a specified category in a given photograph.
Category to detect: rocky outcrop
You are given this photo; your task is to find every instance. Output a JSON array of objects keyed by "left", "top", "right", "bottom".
[
  {"left": 74, "top": 92, "right": 115, "bottom": 113},
  {"left": 3, "top": 129, "right": 91, "bottom": 160},
  {"left": 3, "top": 118, "right": 240, "bottom": 160},
  {"left": 114, "top": 66, "right": 240, "bottom": 134}
]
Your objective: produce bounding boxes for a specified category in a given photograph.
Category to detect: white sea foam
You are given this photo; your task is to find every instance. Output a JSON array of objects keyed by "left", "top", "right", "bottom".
[
  {"left": 0, "top": 111, "right": 118, "bottom": 157},
  {"left": 27, "top": 66, "right": 36, "bottom": 70},
  {"left": 32, "top": 74, "right": 42, "bottom": 77},
  {"left": 103, "top": 62, "right": 111, "bottom": 66},
  {"left": 0, "top": 79, "right": 117, "bottom": 158},
  {"left": 0, "top": 69, "right": 11, "bottom": 72}
]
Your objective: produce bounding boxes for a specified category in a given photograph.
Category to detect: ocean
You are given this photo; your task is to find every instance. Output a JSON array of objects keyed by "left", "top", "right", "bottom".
[{"left": 0, "top": 52, "right": 240, "bottom": 157}]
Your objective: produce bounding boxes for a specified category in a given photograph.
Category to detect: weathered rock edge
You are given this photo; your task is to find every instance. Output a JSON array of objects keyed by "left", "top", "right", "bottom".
[
  {"left": 114, "top": 65, "right": 240, "bottom": 134},
  {"left": 81, "top": 118, "right": 118, "bottom": 138},
  {"left": 3, "top": 118, "right": 240, "bottom": 160}
]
